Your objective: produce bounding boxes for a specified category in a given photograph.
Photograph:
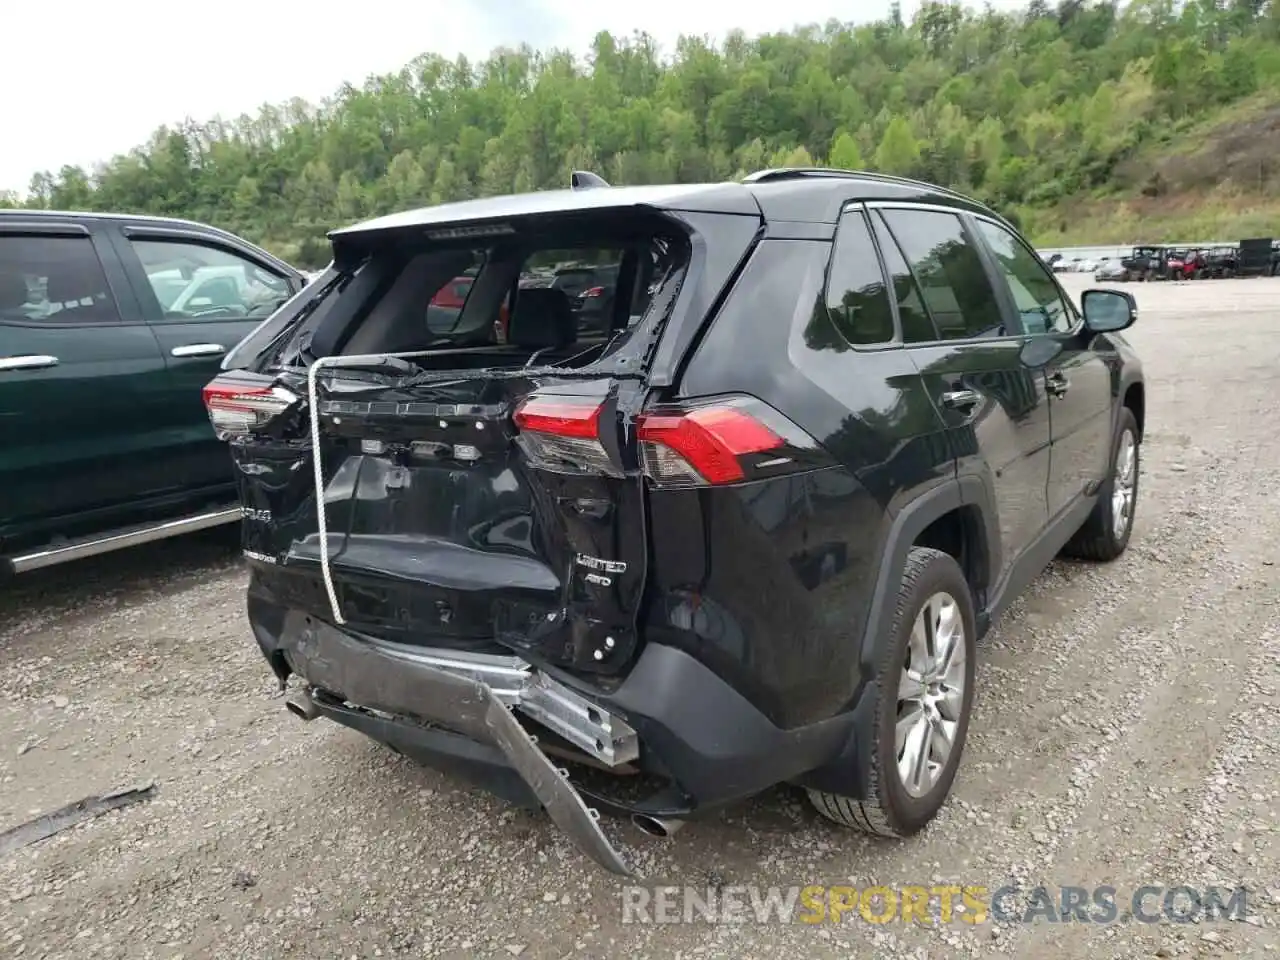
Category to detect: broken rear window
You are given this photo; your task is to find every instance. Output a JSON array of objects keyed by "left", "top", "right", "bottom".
[{"left": 281, "top": 213, "right": 690, "bottom": 371}]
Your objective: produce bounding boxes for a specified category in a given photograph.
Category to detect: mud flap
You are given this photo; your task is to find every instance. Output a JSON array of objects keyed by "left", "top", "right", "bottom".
[{"left": 282, "top": 619, "right": 634, "bottom": 876}]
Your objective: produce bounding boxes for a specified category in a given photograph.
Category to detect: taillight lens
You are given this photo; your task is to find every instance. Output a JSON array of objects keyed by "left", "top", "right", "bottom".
[
  {"left": 637, "top": 401, "right": 784, "bottom": 486},
  {"left": 513, "top": 393, "right": 829, "bottom": 486},
  {"left": 582, "top": 286, "right": 605, "bottom": 299},
  {"left": 203, "top": 378, "right": 297, "bottom": 440},
  {"left": 513, "top": 395, "right": 620, "bottom": 477},
  {"left": 513, "top": 398, "right": 601, "bottom": 438}
]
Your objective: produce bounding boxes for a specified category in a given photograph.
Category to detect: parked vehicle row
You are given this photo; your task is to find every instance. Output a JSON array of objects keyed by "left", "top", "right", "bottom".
[
  {"left": 1048, "top": 246, "right": 1236, "bottom": 282},
  {"left": 0, "top": 210, "right": 307, "bottom": 574},
  {"left": 1109, "top": 244, "right": 1234, "bottom": 282},
  {"left": 203, "top": 167, "right": 1146, "bottom": 875},
  {"left": 1083, "top": 240, "right": 1280, "bottom": 283}
]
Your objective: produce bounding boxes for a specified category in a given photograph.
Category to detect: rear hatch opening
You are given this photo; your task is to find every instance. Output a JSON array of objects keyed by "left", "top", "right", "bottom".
[
  {"left": 210, "top": 209, "right": 700, "bottom": 680},
  {"left": 206, "top": 203, "right": 839, "bottom": 693}
]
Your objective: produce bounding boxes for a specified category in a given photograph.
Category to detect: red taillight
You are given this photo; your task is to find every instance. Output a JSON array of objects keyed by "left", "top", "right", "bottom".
[
  {"left": 582, "top": 286, "right": 605, "bottom": 299},
  {"left": 637, "top": 404, "right": 784, "bottom": 486},
  {"left": 202, "top": 379, "right": 297, "bottom": 439},
  {"left": 513, "top": 398, "right": 602, "bottom": 438},
  {"left": 513, "top": 395, "right": 619, "bottom": 476},
  {"left": 514, "top": 394, "right": 804, "bottom": 485}
]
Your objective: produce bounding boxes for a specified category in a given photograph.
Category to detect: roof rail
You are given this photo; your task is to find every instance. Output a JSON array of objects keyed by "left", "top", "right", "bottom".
[
  {"left": 741, "top": 167, "right": 971, "bottom": 202},
  {"left": 570, "top": 170, "right": 610, "bottom": 190}
]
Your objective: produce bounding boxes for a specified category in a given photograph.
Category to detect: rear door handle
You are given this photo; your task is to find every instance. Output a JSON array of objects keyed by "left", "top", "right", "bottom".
[
  {"left": 170, "top": 343, "right": 225, "bottom": 358},
  {"left": 941, "top": 389, "right": 982, "bottom": 411},
  {"left": 1047, "top": 372, "right": 1070, "bottom": 397},
  {"left": 0, "top": 354, "right": 59, "bottom": 371}
]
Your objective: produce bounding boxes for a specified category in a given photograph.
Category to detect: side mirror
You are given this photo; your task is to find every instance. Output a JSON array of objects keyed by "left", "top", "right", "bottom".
[{"left": 1081, "top": 288, "right": 1136, "bottom": 333}]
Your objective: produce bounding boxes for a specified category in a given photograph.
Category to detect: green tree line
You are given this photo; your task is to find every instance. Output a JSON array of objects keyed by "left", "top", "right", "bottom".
[{"left": 5, "top": 0, "right": 1280, "bottom": 265}]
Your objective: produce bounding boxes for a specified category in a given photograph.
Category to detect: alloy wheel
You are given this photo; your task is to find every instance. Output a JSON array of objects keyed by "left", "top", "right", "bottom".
[
  {"left": 1112, "top": 429, "right": 1137, "bottom": 541},
  {"left": 896, "top": 591, "right": 968, "bottom": 798}
]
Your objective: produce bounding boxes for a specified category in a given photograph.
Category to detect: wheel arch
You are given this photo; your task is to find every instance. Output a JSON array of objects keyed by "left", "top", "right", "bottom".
[
  {"left": 858, "top": 476, "right": 993, "bottom": 673},
  {"left": 810, "top": 499, "right": 988, "bottom": 805}
]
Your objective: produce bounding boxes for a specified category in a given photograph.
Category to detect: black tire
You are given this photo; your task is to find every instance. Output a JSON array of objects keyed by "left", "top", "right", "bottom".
[
  {"left": 1062, "top": 407, "right": 1140, "bottom": 562},
  {"left": 807, "top": 547, "right": 976, "bottom": 837}
]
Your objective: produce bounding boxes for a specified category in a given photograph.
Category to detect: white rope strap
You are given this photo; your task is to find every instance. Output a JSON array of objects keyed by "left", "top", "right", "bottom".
[{"left": 306, "top": 350, "right": 444, "bottom": 626}]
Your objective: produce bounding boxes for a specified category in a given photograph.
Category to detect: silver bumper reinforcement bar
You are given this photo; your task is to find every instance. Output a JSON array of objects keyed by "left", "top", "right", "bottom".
[
  {"left": 349, "top": 637, "right": 640, "bottom": 768},
  {"left": 281, "top": 620, "right": 638, "bottom": 876}
]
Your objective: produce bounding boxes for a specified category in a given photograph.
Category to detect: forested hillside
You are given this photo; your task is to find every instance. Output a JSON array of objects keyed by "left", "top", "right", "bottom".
[{"left": 6, "top": 0, "right": 1280, "bottom": 265}]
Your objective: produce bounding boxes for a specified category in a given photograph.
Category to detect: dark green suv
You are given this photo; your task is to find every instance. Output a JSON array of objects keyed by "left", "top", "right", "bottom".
[{"left": 0, "top": 210, "right": 305, "bottom": 574}]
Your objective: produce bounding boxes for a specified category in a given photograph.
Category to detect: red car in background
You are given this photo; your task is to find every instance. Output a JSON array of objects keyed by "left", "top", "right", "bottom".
[{"left": 1166, "top": 249, "right": 1203, "bottom": 281}]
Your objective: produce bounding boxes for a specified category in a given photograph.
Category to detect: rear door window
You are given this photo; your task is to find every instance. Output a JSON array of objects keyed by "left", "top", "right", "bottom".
[
  {"left": 128, "top": 238, "right": 291, "bottom": 321},
  {"left": 879, "top": 208, "right": 1010, "bottom": 341},
  {"left": 0, "top": 235, "right": 118, "bottom": 324},
  {"left": 869, "top": 214, "right": 937, "bottom": 344},
  {"left": 824, "top": 211, "right": 895, "bottom": 345}
]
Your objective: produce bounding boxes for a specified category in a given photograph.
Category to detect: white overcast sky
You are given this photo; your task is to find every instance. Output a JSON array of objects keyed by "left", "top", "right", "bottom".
[{"left": 1, "top": 0, "right": 1026, "bottom": 194}]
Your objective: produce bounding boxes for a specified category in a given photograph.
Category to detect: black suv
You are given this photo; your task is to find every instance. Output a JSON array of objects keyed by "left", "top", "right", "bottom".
[{"left": 206, "top": 168, "right": 1144, "bottom": 875}]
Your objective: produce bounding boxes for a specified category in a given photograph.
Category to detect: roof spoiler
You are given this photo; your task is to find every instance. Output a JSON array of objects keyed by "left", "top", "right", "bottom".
[{"left": 570, "top": 170, "right": 610, "bottom": 190}]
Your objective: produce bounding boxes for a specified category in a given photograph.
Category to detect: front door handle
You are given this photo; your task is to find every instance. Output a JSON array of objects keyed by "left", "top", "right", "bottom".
[
  {"left": 0, "top": 354, "right": 59, "bottom": 371},
  {"left": 170, "top": 343, "right": 225, "bottom": 358},
  {"left": 941, "top": 389, "right": 982, "bottom": 411},
  {"left": 1047, "top": 372, "right": 1070, "bottom": 397}
]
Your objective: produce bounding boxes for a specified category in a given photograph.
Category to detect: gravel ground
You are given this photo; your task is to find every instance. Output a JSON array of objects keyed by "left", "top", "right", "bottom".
[{"left": 3, "top": 274, "right": 1279, "bottom": 959}]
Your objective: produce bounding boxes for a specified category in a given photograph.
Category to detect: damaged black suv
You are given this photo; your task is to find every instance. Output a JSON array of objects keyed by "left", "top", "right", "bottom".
[{"left": 206, "top": 168, "right": 1144, "bottom": 875}]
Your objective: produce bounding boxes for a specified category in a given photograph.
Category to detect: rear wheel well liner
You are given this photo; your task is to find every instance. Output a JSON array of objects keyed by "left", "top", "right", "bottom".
[
  {"left": 1123, "top": 381, "right": 1145, "bottom": 440},
  {"left": 911, "top": 504, "right": 989, "bottom": 598},
  {"left": 858, "top": 478, "right": 991, "bottom": 673}
]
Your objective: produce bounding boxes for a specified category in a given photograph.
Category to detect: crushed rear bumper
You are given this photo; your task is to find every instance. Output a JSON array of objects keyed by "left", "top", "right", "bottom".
[
  {"left": 271, "top": 615, "right": 634, "bottom": 875},
  {"left": 249, "top": 595, "right": 871, "bottom": 875}
]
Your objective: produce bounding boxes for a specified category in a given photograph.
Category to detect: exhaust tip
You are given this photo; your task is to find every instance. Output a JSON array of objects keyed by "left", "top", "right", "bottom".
[
  {"left": 285, "top": 689, "right": 319, "bottom": 722},
  {"left": 631, "top": 814, "right": 685, "bottom": 838}
]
